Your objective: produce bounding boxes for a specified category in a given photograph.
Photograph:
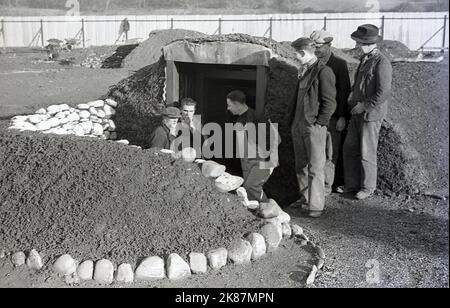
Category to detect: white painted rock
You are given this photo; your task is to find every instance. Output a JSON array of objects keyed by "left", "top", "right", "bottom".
[
  {"left": 103, "top": 104, "right": 116, "bottom": 116},
  {"left": 26, "top": 249, "right": 43, "bottom": 270},
  {"left": 96, "top": 109, "right": 106, "bottom": 118},
  {"left": 28, "top": 114, "right": 45, "bottom": 124},
  {"left": 246, "top": 233, "right": 266, "bottom": 260},
  {"left": 189, "top": 252, "right": 207, "bottom": 274},
  {"left": 206, "top": 248, "right": 227, "bottom": 270},
  {"left": 11, "top": 122, "right": 37, "bottom": 131},
  {"left": 54, "top": 254, "right": 77, "bottom": 276},
  {"left": 80, "top": 121, "right": 93, "bottom": 135},
  {"left": 89, "top": 107, "right": 98, "bottom": 115},
  {"left": 116, "top": 139, "right": 129, "bottom": 145},
  {"left": 108, "top": 120, "right": 116, "bottom": 131},
  {"left": 258, "top": 199, "right": 281, "bottom": 218},
  {"left": 116, "top": 263, "right": 134, "bottom": 283},
  {"left": 135, "top": 256, "right": 165, "bottom": 281},
  {"left": 167, "top": 253, "right": 191, "bottom": 280},
  {"left": 11, "top": 115, "right": 28, "bottom": 122},
  {"left": 67, "top": 112, "right": 80, "bottom": 122},
  {"left": 92, "top": 123, "right": 103, "bottom": 136},
  {"left": 181, "top": 147, "right": 197, "bottom": 163},
  {"left": 47, "top": 105, "right": 61, "bottom": 114},
  {"left": 77, "top": 103, "right": 90, "bottom": 110},
  {"left": 236, "top": 187, "right": 248, "bottom": 200},
  {"left": 55, "top": 111, "right": 66, "bottom": 119},
  {"left": 227, "top": 239, "right": 252, "bottom": 264},
  {"left": 90, "top": 116, "right": 100, "bottom": 123},
  {"left": 79, "top": 110, "right": 90, "bottom": 119},
  {"left": 35, "top": 121, "right": 51, "bottom": 131},
  {"left": 291, "top": 224, "right": 304, "bottom": 236},
  {"left": 93, "top": 259, "right": 114, "bottom": 285},
  {"left": 105, "top": 98, "right": 118, "bottom": 107},
  {"left": 260, "top": 223, "right": 282, "bottom": 252},
  {"left": 35, "top": 108, "right": 46, "bottom": 114},
  {"left": 73, "top": 124, "right": 85, "bottom": 136},
  {"left": 264, "top": 210, "right": 291, "bottom": 226},
  {"left": 88, "top": 100, "right": 104, "bottom": 108},
  {"left": 201, "top": 161, "right": 226, "bottom": 178},
  {"left": 47, "top": 117, "right": 60, "bottom": 128},
  {"left": 11, "top": 252, "right": 25, "bottom": 267},
  {"left": 77, "top": 260, "right": 94, "bottom": 281},
  {"left": 59, "top": 117, "right": 70, "bottom": 125},
  {"left": 247, "top": 200, "right": 260, "bottom": 209},
  {"left": 282, "top": 223, "right": 292, "bottom": 238}
]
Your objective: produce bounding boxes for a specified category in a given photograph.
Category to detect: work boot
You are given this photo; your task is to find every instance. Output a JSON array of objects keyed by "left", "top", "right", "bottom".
[
  {"left": 355, "top": 190, "right": 373, "bottom": 200},
  {"left": 308, "top": 210, "right": 323, "bottom": 218}
]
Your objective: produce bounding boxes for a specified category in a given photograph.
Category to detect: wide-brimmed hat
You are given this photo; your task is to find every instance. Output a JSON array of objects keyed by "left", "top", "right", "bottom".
[
  {"left": 351, "top": 24, "right": 382, "bottom": 44},
  {"left": 310, "top": 30, "right": 334, "bottom": 45},
  {"left": 291, "top": 37, "right": 315, "bottom": 50},
  {"left": 162, "top": 106, "right": 181, "bottom": 118}
]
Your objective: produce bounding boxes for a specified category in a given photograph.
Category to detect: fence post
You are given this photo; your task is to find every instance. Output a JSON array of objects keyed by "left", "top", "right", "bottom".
[
  {"left": 81, "top": 19, "right": 86, "bottom": 48},
  {"left": 323, "top": 16, "right": 327, "bottom": 31},
  {"left": 381, "top": 15, "right": 385, "bottom": 39},
  {"left": 40, "top": 19, "right": 44, "bottom": 47},
  {"left": 442, "top": 15, "right": 447, "bottom": 52},
  {"left": 218, "top": 18, "right": 222, "bottom": 35},
  {"left": 170, "top": 17, "right": 174, "bottom": 30},
  {"left": 269, "top": 17, "right": 273, "bottom": 39}
]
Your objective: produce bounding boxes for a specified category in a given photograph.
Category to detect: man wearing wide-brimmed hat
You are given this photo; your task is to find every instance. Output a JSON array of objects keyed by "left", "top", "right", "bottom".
[
  {"left": 287, "top": 37, "right": 337, "bottom": 218},
  {"left": 149, "top": 106, "right": 182, "bottom": 149},
  {"left": 338, "top": 24, "right": 393, "bottom": 200},
  {"left": 310, "top": 30, "right": 352, "bottom": 195}
]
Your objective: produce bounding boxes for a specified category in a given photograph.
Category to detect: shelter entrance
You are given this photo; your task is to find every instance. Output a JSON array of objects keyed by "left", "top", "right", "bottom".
[{"left": 166, "top": 61, "right": 268, "bottom": 176}]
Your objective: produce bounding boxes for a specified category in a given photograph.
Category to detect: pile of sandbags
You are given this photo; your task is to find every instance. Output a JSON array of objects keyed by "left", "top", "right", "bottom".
[{"left": 9, "top": 99, "right": 119, "bottom": 140}]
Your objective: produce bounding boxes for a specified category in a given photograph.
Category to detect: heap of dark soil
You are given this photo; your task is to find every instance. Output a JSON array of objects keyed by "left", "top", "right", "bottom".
[
  {"left": 123, "top": 29, "right": 206, "bottom": 70},
  {"left": 101, "top": 44, "right": 139, "bottom": 69},
  {"left": 0, "top": 128, "right": 260, "bottom": 264}
]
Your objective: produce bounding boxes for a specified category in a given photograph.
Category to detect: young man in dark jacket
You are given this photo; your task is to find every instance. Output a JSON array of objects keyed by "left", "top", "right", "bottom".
[
  {"left": 149, "top": 106, "right": 182, "bottom": 150},
  {"left": 287, "top": 38, "right": 337, "bottom": 218},
  {"left": 310, "top": 30, "right": 352, "bottom": 194},
  {"left": 340, "top": 24, "right": 393, "bottom": 200}
]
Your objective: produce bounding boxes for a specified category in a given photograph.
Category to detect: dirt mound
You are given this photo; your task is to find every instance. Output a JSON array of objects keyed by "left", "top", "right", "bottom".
[
  {"left": 0, "top": 128, "right": 260, "bottom": 264},
  {"left": 123, "top": 29, "right": 206, "bottom": 69},
  {"left": 101, "top": 44, "right": 139, "bottom": 69}
]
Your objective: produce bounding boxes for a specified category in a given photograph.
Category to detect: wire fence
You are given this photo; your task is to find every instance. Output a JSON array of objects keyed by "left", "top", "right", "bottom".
[{"left": 0, "top": 12, "right": 448, "bottom": 50}]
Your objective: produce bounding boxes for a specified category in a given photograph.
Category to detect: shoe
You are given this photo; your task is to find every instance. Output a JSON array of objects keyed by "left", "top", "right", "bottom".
[
  {"left": 336, "top": 186, "right": 358, "bottom": 194},
  {"left": 355, "top": 190, "right": 373, "bottom": 200},
  {"left": 308, "top": 210, "right": 323, "bottom": 218}
]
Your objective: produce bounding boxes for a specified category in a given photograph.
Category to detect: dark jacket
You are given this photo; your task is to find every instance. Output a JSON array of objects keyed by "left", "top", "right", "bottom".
[
  {"left": 324, "top": 53, "right": 351, "bottom": 120},
  {"left": 149, "top": 123, "right": 175, "bottom": 149},
  {"left": 349, "top": 49, "right": 392, "bottom": 122},
  {"left": 287, "top": 60, "right": 337, "bottom": 127}
]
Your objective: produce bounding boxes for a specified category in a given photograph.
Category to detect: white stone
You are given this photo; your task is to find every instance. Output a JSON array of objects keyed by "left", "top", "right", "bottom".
[
  {"left": 77, "top": 103, "right": 90, "bottom": 110},
  {"left": 59, "top": 104, "right": 70, "bottom": 111},
  {"left": 181, "top": 147, "right": 197, "bottom": 163},
  {"left": 54, "top": 254, "right": 77, "bottom": 276},
  {"left": 35, "top": 120, "right": 51, "bottom": 131},
  {"left": 282, "top": 223, "right": 292, "bottom": 238},
  {"left": 103, "top": 104, "right": 116, "bottom": 116},
  {"left": 105, "top": 98, "right": 118, "bottom": 107},
  {"left": 92, "top": 123, "right": 103, "bottom": 136},
  {"left": 102, "top": 123, "right": 110, "bottom": 130},
  {"left": 88, "top": 100, "right": 104, "bottom": 108},
  {"left": 247, "top": 200, "right": 260, "bottom": 209},
  {"left": 258, "top": 199, "right": 281, "bottom": 218},
  {"left": 35, "top": 108, "right": 47, "bottom": 114},
  {"left": 227, "top": 239, "right": 252, "bottom": 265},
  {"left": 55, "top": 111, "right": 66, "bottom": 119},
  {"left": 59, "top": 117, "right": 70, "bottom": 125},
  {"left": 93, "top": 259, "right": 114, "bottom": 285},
  {"left": 67, "top": 112, "right": 80, "bottom": 122},
  {"left": 26, "top": 249, "right": 43, "bottom": 270},
  {"left": 47, "top": 117, "right": 60, "bottom": 128},
  {"left": 189, "top": 252, "right": 207, "bottom": 274},
  {"left": 89, "top": 107, "right": 98, "bottom": 115},
  {"left": 116, "top": 263, "right": 134, "bottom": 283},
  {"left": 28, "top": 114, "right": 45, "bottom": 124},
  {"left": 206, "top": 248, "right": 227, "bottom": 270},
  {"left": 11, "top": 252, "right": 25, "bottom": 267},
  {"left": 291, "top": 224, "right": 304, "bottom": 237},
  {"left": 77, "top": 260, "right": 94, "bottom": 281},
  {"left": 108, "top": 120, "right": 116, "bottom": 131},
  {"left": 73, "top": 124, "right": 85, "bottom": 136},
  {"left": 12, "top": 122, "right": 37, "bottom": 131},
  {"left": 47, "top": 105, "right": 61, "bottom": 114},
  {"left": 80, "top": 121, "right": 93, "bottom": 135},
  {"left": 96, "top": 109, "right": 106, "bottom": 118},
  {"left": 116, "top": 139, "right": 129, "bottom": 145},
  {"left": 11, "top": 115, "right": 28, "bottom": 122},
  {"left": 306, "top": 265, "right": 318, "bottom": 285},
  {"left": 167, "top": 253, "right": 191, "bottom": 280},
  {"left": 260, "top": 223, "right": 282, "bottom": 252},
  {"left": 135, "top": 256, "right": 165, "bottom": 281},
  {"left": 79, "top": 110, "right": 90, "bottom": 119},
  {"left": 246, "top": 233, "right": 266, "bottom": 260}
]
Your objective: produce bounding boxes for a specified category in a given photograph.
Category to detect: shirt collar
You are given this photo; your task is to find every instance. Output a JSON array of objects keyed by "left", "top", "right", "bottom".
[{"left": 361, "top": 48, "right": 379, "bottom": 62}]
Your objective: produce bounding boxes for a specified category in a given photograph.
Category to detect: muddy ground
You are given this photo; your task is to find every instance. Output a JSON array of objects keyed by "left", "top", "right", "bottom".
[{"left": 0, "top": 48, "right": 448, "bottom": 288}]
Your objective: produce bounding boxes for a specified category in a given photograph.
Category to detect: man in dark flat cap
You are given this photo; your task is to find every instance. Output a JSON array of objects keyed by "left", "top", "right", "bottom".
[
  {"left": 149, "top": 106, "right": 182, "bottom": 150},
  {"left": 339, "top": 24, "right": 392, "bottom": 200},
  {"left": 310, "top": 30, "right": 352, "bottom": 195},
  {"left": 287, "top": 37, "right": 337, "bottom": 218}
]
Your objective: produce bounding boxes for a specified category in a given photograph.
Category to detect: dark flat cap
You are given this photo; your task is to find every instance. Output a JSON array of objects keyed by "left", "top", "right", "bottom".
[
  {"left": 162, "top": 106, "right": 182, "bottom": 118},
  {"left": 291, "top": 37, "right": 314, "bottom": 50}
]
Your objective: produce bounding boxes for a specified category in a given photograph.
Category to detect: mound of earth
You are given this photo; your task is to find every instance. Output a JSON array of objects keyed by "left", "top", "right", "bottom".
[
  {"left": 123, "top": 29, "right": 206, "bottom": 70},
  {"left": 0, "top": 128, "right": 260, "bottom": 264}
]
